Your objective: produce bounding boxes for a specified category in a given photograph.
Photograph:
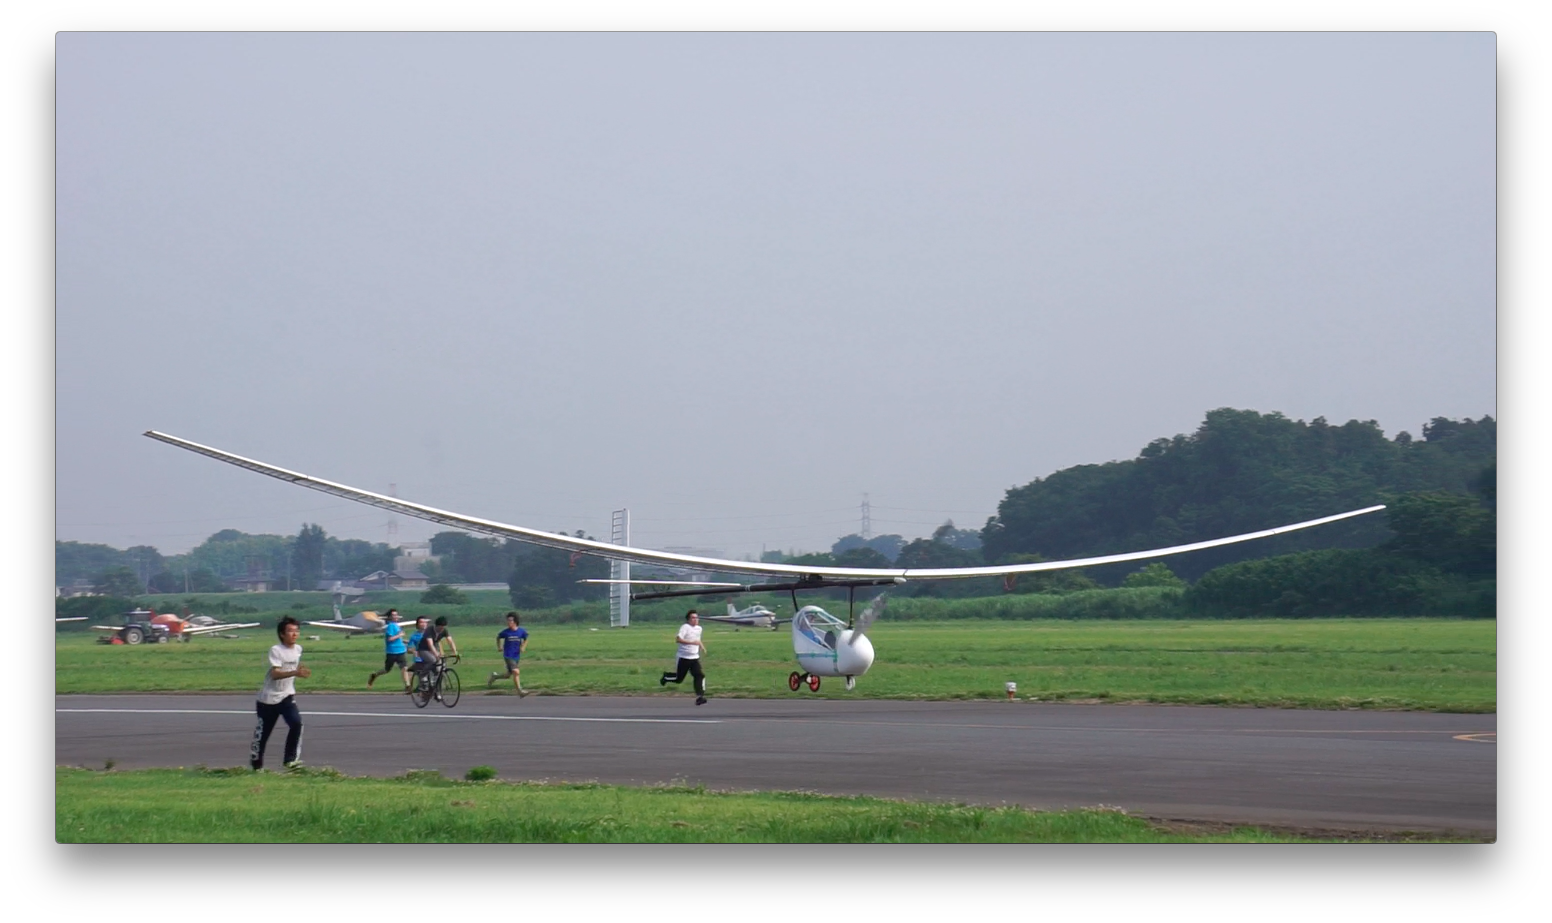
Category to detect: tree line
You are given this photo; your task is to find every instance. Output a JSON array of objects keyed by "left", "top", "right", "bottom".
[
  {"left": 57, "top": 529, "right": 399, "bottom": 596},
  {"left": 58, "top": 407, "right": 1494, "bottom": 618}
]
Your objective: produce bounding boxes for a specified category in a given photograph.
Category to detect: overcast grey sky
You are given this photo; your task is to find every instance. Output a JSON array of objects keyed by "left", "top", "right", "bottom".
[{"left": 55, "top": 32, "right": 1495, "bottom": 559}]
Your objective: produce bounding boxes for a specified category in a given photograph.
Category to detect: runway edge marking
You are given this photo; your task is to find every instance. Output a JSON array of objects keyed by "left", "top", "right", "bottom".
[{"left": 57, "top": 707, "right": 720, "bottom": 725}]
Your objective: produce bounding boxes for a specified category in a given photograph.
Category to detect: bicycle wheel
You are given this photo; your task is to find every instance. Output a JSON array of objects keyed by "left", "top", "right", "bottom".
[
  {"left": 439, "top": 668, "right": 460, "bottom": 708},
  {"left": 413, "top": 672, "right": 433, "bottom": 708}
]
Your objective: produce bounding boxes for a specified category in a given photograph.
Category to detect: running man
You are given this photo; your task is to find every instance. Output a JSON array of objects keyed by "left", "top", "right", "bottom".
[
  {"left": 659, "top": 609, "right": 707, "bottom": 705},
  {"left": 251, "top": 616, "right": 310, "bottom": 770},
  {"left": 367, "top": 609, "right": 411, "bottom": 691},
  {"left": 488, "top": 611, "right": 529, "bottom": 695}
]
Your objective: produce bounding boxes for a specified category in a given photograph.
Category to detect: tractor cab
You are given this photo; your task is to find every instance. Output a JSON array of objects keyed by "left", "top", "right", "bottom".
[{"left": 98, "top": 607, "right": 172, "bottom": 645}]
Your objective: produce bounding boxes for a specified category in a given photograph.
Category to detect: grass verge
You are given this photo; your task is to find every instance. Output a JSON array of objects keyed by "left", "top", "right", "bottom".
[
  {"left": 56, "top": 618, "right": 1496, "bottom": 711},
  {"left": 57, "top": 767, "right": 1480, "bottom": 843}
]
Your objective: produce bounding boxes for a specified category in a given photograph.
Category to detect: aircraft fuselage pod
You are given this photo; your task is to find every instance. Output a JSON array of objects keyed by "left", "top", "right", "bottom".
[{"left": 792, "top": 605, "right": 875, "bottom": 680}]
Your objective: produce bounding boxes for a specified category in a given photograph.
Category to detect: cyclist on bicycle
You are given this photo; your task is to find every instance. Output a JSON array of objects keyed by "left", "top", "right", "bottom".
[
  {"left": 415, "top": 616, "right": 458, "bottom": 685},
  {"left": 406, "top": 616, "right": 430, "bottom": 694}
]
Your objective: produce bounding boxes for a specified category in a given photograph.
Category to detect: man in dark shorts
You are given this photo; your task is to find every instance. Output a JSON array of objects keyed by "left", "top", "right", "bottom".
[
  {"left": 367, "top": 609, "right": 410, "bottom": 691},
  {"left": 488, "top": 611, "right": 529, "bottom": 695},
  {"left": 251, "top": 616, "right": 310, "bottom": 770}
]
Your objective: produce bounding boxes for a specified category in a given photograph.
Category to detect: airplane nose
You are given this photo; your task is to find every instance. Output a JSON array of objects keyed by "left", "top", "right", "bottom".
[{"left": 839, "top": 632, "right": 874, "bottom": 676}]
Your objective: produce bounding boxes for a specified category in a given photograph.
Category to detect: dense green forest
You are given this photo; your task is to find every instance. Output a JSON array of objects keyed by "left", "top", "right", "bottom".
[
  {"left": 982, "top": 408, "right": 1494, "bottom": 581},
  {"left": 58, "top": 408, "right": 1494, "bottom": 617}
]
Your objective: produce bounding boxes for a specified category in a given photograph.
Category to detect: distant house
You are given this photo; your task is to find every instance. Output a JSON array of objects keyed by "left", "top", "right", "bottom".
[
  {"left": 394, "top": 542, "right": 440, "bottom": 573},
  {"left": 391, "top": 568, "right": 430, "bottom": 591},
  {"left": 57, "top": 579, "right": 97, "bottom": 599},
  {"left": 229, "top": 575, "right": 273, "bottom": 593},
  {"left": 358, "top": 570, "right": 392, "bottom": 590},
  {"left": 358, "top": 568, "right": 430, "bottom": 591},
  {"left": 315, "top": 580, "right": 367, "bottom": 598}
]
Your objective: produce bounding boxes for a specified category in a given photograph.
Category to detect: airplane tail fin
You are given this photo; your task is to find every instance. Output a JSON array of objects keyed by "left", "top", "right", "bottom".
[{"left": 728, "top": 603, "right": 738, "bottom": 618}]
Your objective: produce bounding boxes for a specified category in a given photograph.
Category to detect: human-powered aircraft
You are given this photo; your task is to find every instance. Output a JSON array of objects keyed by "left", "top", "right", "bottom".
[{"left": 144, "top": 431, "right": 1386, "bottom": 691}]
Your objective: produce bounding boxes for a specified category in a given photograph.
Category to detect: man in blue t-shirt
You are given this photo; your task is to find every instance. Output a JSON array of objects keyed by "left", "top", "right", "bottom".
[
  {"left": 488, "top": 611, "right": 530, "bottom": 696},
  {"left": 367, "top": 609, "right": 412, "bottom": 692},
  {"left": 405, "top": 616, "right": 430, "bottom": 695}
]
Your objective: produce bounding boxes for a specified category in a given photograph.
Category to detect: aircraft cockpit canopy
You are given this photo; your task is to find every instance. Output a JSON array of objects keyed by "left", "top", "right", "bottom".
[{"left": 794, "top": 606, "right": 846, "bottom": 650}]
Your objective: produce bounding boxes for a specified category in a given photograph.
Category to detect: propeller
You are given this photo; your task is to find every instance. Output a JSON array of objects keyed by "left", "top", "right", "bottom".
[{"left": 848, "top": 593, "right": 888, "bottom": 644}]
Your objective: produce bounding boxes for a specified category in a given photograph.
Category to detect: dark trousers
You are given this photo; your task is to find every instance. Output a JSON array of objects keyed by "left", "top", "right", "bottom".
[
  {"left": 662, "top": 657, "right": 706, "bottom": 696},
  {"left": 251, "top": 695, "right": 303, "bottom": 769}
]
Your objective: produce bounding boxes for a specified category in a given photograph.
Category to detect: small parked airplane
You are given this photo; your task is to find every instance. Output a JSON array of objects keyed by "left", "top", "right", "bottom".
[
  {"left": 701, "top": 601, "right": 789, "bottom": 631},
  {"left": 145, "top": 431, "right": 1387, "bottom": 690},
  {"left": 305, "top": 584, "right": 397, "bottom": 637},
  {"left": 306, "top": 610, "right": 395, "bottom": 636},
  {"left": 305, "top": 614, "right": 394, "bottom": 636}
]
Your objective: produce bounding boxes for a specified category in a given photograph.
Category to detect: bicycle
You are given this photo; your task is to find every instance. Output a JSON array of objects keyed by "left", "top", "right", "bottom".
[{"left": 412, "top": 654, "right": 461, "bottom": 709}]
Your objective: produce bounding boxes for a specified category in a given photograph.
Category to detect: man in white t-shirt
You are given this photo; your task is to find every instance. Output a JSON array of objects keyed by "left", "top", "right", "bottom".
[
  {"left": 659, "top": 610, "right": 707, "bottom": 705},
  {"left": 251, "top": 616, "right": 310, "bottom": 770}
]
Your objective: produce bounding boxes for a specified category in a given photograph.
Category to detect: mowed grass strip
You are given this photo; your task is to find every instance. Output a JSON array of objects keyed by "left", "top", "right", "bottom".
[
  {"left": 55, "top": 618, "right": 1495, "bottom": 712},
  {"left": 58, "top": 767, "right": 1439, "bottom": 844}
]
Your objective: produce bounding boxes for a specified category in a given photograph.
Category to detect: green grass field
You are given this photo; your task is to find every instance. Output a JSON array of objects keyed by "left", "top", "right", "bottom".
[
  {"left": 57, "top": 767, "right": 1474, "bottom": 843},
  {"left": 56, "top": 617, "right": 1495, "bottom": 711}
]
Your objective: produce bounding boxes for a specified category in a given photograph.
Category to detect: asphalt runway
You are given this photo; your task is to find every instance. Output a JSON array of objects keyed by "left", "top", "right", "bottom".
[{"left": 56, "top": 693, "right": 1496, "bottom": 835}]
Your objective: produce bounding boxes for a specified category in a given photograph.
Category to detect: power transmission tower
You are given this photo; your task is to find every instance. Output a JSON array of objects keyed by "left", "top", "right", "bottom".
[{"left": 861, "top": 493, "right": 872, "bottom": 539}]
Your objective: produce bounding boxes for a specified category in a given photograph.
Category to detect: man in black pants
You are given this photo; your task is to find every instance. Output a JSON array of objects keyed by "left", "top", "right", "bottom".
[
  {"left": 251, "top": 616, "right": 310, "bottom": 770},
  {"left": 659, "top": 610, "right": 707, "bottom": 705}
]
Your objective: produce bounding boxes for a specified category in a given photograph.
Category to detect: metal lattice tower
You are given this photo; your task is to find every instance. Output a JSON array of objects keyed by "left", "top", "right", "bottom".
[
  {"left": 609, "top": 508, "right": 630, "bottom": 627},
  {"left": 860, "top": 493, "right": 872, "bottom": 539}
]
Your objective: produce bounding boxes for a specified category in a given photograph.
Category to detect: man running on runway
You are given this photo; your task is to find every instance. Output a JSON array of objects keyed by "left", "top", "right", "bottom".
[
  {"left": 367, "top": 609, "right": 411, "bottom": 691},
  {"left": 488, "top": 611, "right": 529, "bottom": 695},
  {"left": 251, "top": 616, "right": 310, "bottom": 770},
  {"left": 659, "top": 610, "right": 707, "bottom": 705}
]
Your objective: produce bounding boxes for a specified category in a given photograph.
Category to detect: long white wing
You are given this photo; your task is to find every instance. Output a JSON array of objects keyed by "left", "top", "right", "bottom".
[
  {"left": 304, "top": 620, "right": 370, "bottom": 633},
  {"left": 146, "top": 431, "right": 1385, "bottom": 581},
  {"left": 182, "top": 622, "right": 261, "bottom": 635}
]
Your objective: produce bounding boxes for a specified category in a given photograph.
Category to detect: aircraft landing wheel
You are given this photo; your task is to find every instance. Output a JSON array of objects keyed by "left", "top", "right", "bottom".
[
  {"left": 807, "top": 674, "right": 821, "bottom": 692},
  {"left": 788, "top": 672, "right": 802, "bottom": 692},
  {"left": 844, "top": 676, "right": 856, "bottom": 691}
]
